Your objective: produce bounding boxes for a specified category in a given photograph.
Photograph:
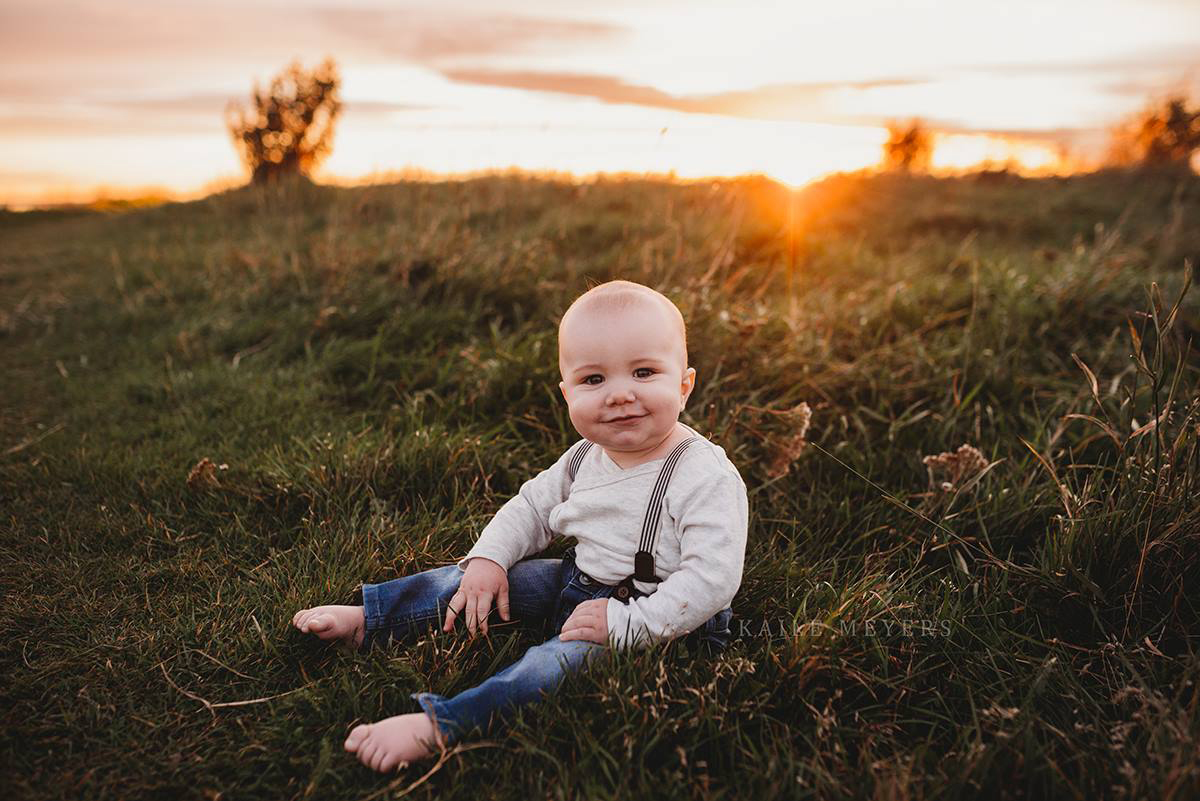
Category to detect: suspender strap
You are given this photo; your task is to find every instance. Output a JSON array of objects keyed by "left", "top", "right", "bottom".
[
  {"left": 564, "top": 435, "right": 699, "bottom": 589},
  {"left": 633, "top": 436, "right": 699, "bottom": 583},
  {"left": 567, "top": 440, "right": 594, "bottom": 482}
]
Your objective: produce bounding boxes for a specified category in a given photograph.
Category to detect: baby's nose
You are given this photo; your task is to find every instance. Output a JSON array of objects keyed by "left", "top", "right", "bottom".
[{"left": 606, "top": 387, "right": 635, "bottom": 404}]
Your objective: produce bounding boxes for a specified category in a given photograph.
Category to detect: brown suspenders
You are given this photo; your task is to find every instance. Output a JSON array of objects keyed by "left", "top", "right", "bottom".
[{"left": 565, "top": 436, "right": 700, "bottom": 590}]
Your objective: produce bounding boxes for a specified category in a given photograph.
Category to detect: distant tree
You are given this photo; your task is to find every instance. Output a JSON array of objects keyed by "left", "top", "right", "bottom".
[
  {"left": 1107, "top": 94, "right": 1200, "bottom": 171},
  {"left": 882, "top": 119, "right": 934, "bottom": 172},
  {"left": 226, "top": 58, "right": 342, "bottom": 185}
]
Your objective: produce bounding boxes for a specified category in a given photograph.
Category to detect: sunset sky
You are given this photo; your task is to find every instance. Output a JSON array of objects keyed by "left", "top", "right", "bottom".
[{"left": 2, "top": 0, "right": 1199, "bottom": 205}]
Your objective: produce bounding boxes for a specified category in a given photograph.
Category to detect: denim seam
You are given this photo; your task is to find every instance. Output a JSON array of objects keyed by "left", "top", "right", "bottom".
[
  {"left": 361, "top": 583, "right": 448, "bottom": 651},
  {"left": 361, "top": 583, "right": 381, "bottom": 632},
  {"left": 410, "top": 692, "right": 462, "bottom": 747},
  {"left": 368, "top": 611, "right": 445, "bottom": 646},
  {"left": 357, "top": 583, "right": 378, "bottom": 653},
  {"left": 378, "top": 610, "right": 443, "bottom": 628}
]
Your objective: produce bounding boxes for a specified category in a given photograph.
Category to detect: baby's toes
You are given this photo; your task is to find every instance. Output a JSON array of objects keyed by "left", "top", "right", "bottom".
[
  {"left": 378, "top": 751, "right": 405, "bottom": 773},
  {"left": 344, "top": 724, "right": 370, "bottom": 752},
  {"left": 359, "top": 740, "right": 380, "bottom": 769}
]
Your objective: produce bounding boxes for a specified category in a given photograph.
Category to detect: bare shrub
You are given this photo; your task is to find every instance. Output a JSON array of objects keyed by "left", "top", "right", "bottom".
[
  {"left": 226, "top": 58, "right": 342, "bottom": 185},
  {"left": 882, "top": 119, "right": 934, "bottom": 172},
  {"left": 1106, "top": 94, "right": 1200, "bottom": 171}
]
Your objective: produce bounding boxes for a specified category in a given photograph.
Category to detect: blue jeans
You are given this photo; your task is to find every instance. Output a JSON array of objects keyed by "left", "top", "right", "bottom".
[{"left": 358, "top": 546, "right": 733, "bottom": 745}]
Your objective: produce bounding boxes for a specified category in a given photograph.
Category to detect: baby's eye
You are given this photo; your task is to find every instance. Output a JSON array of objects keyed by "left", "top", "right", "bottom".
[
  {"left": 582, "top": 374, "right": 603, "bottom": 385},
  {"left": 633, "top": 367, "right": 655, "bottom": 378}
]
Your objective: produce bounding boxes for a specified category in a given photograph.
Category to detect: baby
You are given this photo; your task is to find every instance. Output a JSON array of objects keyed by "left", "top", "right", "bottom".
[{"left": 291, "top": 279, "right": 749, "bottom": 772}]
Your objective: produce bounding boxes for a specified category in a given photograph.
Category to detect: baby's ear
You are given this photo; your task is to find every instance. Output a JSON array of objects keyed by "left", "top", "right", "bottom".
[
  {"left": 558, "top": 380, "right": 568, "bottom": 401},
  {"left": 681, "top": 367, "right": 697, "bottom": 402}
]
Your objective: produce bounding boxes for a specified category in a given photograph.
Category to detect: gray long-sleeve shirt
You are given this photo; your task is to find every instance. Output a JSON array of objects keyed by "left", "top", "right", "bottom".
[{"left": 459, "top": 424, "right": 749, "bottom": 649}]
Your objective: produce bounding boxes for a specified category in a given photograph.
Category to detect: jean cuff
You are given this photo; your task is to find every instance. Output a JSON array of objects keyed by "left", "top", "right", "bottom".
[
  {"left": 410, "top": 692, "right": 463, "bottom": 747},
  {"left": 358, "top": 582, "right": 382, "bottom": 654}
]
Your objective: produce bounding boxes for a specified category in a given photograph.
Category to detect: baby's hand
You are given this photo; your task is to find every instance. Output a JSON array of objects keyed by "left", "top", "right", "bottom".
[
  {"left": 443, "top": 557, "right": 510, "bottom": 636},
  {"left": 560, "top": 598, "right": 609, "bottom": 645}
]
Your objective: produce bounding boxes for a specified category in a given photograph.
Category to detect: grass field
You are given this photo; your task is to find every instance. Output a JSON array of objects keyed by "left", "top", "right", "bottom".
[{"left": 2, "top": 168, "right": 1198, "bottom": 800}]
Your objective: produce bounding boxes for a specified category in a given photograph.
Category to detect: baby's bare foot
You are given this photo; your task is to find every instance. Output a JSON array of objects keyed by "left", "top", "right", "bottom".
[
  {"left": 292, "top": 605, "right": 364, "bottom": 648},
  {"left": 343, "top": 713, "right": 445, "bottom": 772}
]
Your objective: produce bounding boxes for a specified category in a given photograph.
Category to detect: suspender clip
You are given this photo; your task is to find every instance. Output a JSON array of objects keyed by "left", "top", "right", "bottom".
[{"left": 633, "top": 550, "right": 660, "bottom": 583}]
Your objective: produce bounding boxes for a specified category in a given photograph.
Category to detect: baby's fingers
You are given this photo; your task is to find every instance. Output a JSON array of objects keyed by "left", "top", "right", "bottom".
[
  {"left": 497, "top": 585, "right": 511, "bottom": 621},
  {"left": 464, "top": 592, "right": 480, "bottom": 635},
  {"left": 443, "top": 590, "right": 466, "bottom": 632},
  {"left": 560, "top": 621, "right": 593, "bottom": 642},
  {"left": 475, "top": 590, "right": 494, "bottom": 635}
]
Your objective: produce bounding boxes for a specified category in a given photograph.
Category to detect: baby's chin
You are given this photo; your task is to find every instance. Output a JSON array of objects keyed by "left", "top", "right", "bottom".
[{"left": 597, "top": 422, "right": 680, "bottom": 442}]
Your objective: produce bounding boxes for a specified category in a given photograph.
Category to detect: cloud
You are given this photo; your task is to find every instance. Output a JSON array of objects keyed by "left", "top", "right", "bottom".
[
  {"left": 434, "top": 66, "right": 1132, "bottom": 153},
  {"left": 441, "top": 69, "right": 681, "bottom": 107},
  {"left": 0, "top": 167, "right": 73, "bottom": 183},
  {"left": 936, "top": 125, "right": 1098, "bottom": 144},
  {"left": 342, "top": 100, "right": 437, "bottom": 115},
  {"left": 0, "top": 113, "right": 210, "bottom": 137},
  {"left": 964, "top": 44, "right": 1200, "bottom": 76},
  {"left": 0, "top": 99, "right": 433, "bottom": 141},
  {"left": 0, "top": 2, "right": 626, "bottom": 69},
  {"left": 1101, "top": 75, "right": 1200, "bottom": 99},
  {"left": 0, "top": 1, "right": 292, "bottom": 67},
  {"left": 313, "top": 9, "right": 625, "bottom": 63},
  {"left": 105, "top": 93, "right": 244, "bottom": 114},
  {"left": 0, "top": 2, "right": 625, "bottom": 116},
  {"left": 439, "top": 68, "right": 927, "bottom": 123},
  {"left": 686, "top": 79, "right": 927, "bottom": 121},
  {"left": 959, "top": 43, "right": 1200, "bottom": 98},
  {"left": 102, "top": 94, "right": 432, "bottom": 116}
]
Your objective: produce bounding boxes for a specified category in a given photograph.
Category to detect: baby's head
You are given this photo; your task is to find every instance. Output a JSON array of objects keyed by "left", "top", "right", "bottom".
[{"left": 557, "top": 280, "right": 697, "bottom": 458}]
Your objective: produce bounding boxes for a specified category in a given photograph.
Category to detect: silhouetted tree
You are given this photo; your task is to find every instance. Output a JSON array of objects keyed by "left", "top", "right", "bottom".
[
  {"left": 226, "top": 58, "right": 342, "bottom": 185},
  {"left": 1107, "top": 94, "right": 1200, "bottom": 171},
  {"left": 882, "top": 119, "right": 933, "bottom": 172}
]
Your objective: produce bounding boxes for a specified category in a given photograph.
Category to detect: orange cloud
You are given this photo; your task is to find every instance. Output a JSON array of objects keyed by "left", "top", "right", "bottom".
[{"left": 440, "top": 67, "right": 925, "bottom": 124}]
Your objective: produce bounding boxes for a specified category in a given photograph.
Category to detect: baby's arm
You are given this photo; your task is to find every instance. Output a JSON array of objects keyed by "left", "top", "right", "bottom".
[
  {"left": 605, "top": 467, "right": 748, "bottom": 649},
  {"left": 457, "top": 444, "right": 577, "bottom": 573}
]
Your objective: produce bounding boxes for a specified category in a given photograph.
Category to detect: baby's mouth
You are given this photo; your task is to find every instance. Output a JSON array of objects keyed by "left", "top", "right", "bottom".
[{"left": 605, "top": 413, "right": 645, "bottom": 423}]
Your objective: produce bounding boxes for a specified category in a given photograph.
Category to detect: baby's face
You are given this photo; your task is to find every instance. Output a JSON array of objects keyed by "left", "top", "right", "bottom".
[{"left": 558, "top": 301, "right": 696, "bottom": 458}]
